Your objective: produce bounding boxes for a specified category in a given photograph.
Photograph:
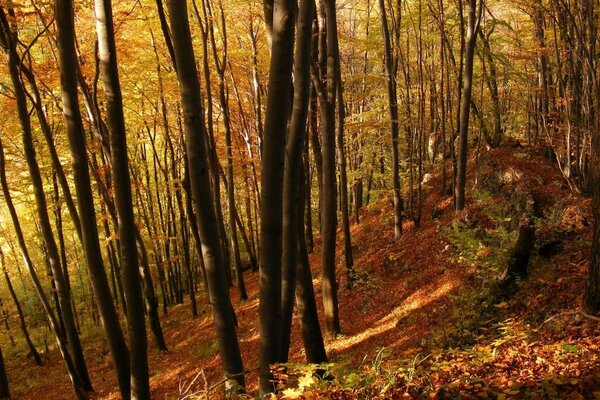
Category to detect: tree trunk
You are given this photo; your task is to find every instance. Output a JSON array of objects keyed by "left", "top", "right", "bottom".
[
  {"left": 93, "top": 0, "right": 150, "bottom": 396},
  {"left": 281, "top": 0, "right": 314, "bottom": 363},
  {"left": 296, "top": 165, "right": 328, "bottom": 364},
  {"left": 455, "top": 0, "right": 482, "bottom": 211},
  {"left": 55, "top": 0, "right": 132, "bottom": 395},
  {"left": 0, "top": 346, "right": 9, "bottom": 400},
  {"left": 583, "top": 77, "right": 600, "bottom": 314},
  {"left": 258, "top": 0, "right": 297, "bottom": 394},
  {"left": 379, "top": 0, "right": 403, "bottom": 239},
  {"left": 167, "top": 0, "right": 245, "bottom": 389},
  {"left": 0, "top": 9, "right": 93, "bottom": 393},
  {"left": 314, "top": 0, "right": 341, "bottom": 338}
]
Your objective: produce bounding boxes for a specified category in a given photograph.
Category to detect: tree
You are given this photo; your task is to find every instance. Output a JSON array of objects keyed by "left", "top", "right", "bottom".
[
  {"left": 258, "top": 0, "right": 297, "bottom": 393},
  {"left": 379, "top": 0, "right": 403, "bottom": 238},
  {"left": 167, "top": 0, "right": 245, "bottom": 389},
  {"left": 455, "top": 0, "right": 483, "bottom": 211},
  {"left": 281, "top": 0, "right": 316, "bottom": 362},
  {"left": 93, "top": 0, "right": 150, "bottom": 396},
  {"left": 312, "top": 0, "right": 341, "bottom": 337},
  {"left": 55, "top": 0, "right": 132, "bottom": 396},
  {"left": 0, "top": 7, "right": 93, "bottom": 394},
  {"left": 583, "top": 71, "right": 600, "bottom": 314}
]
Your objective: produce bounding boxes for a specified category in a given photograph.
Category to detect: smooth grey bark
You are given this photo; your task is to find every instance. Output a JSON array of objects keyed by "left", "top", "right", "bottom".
[
  {"left": 93, "top": 0, "right": 150, "bottom": 396},
  {"left": 281, "top": 0, "right": 315, "bottom": 363},
  {"left": 167, "top": 0, "right": 245, "bottom": 389},
  {"left": 55, "top": 0, "right": 132, "bottom": 396},
  {"left": 258, "top": 0, "right": 297, "bottom": 394},
  {"left": 455, "top": 0, "right": 483, "bottom": 211},
  {"left": 379, "top": 0, "right": 403, "bottom": 238}
]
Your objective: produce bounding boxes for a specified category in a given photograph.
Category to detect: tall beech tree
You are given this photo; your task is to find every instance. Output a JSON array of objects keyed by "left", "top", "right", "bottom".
[
  {"left": 455, "top": 0, "right": 483, "bottom": 211},
  {"left": 379, "top": 0, "right": 403, "bottom": 238},
  {"left": 93, "top": 0, "right": 150, "bottom": 396},
  {"left": 167, "top": 0, "right": 245, "bottom": 389},
  {"left": 55, "top": 0, "right": 131, "bottom": 396},
  {"left": 583, "top": 73, "right": 600, "bottom": 314},
  {"left": 312, "top": 0, "right": 342, "bottom": 337},
  {"left": 281, "top": 0, "right": 316, "bottom": 362},
  {"left": 258, "top": 0, "right": 297, "bottom": 393}
]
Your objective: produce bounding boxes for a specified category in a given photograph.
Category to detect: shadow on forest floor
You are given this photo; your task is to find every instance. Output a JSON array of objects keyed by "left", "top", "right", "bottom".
[{"left": 6, "top": 145, "right": 600, "bottom": 399}]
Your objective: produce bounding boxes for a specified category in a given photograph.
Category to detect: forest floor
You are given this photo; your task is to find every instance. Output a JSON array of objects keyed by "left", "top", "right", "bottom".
[{"left": 7, "top": 143, "right": 600, "bottom": 399}]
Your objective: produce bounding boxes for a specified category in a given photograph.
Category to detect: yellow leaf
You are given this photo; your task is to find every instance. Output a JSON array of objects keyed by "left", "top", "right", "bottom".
[
  {"left": 282, "top": 388, "right": 303, "bottom": 399},
  {"left": 298, "top": 371, "right": 315, "bottom": 389}
]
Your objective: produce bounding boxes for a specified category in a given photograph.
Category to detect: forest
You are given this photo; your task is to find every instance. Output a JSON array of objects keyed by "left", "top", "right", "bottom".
[{"left": 0, "top": 0, "right": 598, "bottom": 398}]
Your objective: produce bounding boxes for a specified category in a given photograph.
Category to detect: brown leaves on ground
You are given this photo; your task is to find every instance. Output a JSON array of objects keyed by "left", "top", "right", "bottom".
[{"left": 7, "top": 145, "right": 600, "bottom": 399}]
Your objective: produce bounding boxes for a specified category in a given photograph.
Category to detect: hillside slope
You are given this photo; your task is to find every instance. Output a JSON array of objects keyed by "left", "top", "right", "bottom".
[{"left": 7, "top": 144, "right": 600, "bottom": 399}]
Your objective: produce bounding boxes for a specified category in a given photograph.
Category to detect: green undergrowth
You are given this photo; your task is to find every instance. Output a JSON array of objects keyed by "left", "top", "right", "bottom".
[{"left": 271, "top": 317, "right": 600, "bottom": 399}]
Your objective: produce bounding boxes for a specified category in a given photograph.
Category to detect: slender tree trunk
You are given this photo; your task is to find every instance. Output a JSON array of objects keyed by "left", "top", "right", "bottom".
[
  {"left": 0, "top": 9, "right": 93, "bottom": 393},
  {"left": 167, "top": 0, "right": 245, "bottom": 389},
  {"left": 0, "top": 248, "right": 41, "bottom": 366},
  {"left": 455, "top": 0, "right": 482, "bottom": 211},
  {"left": 281, "top": 0, "right": 315, "bottom": 362},
  {"left": 296, "top": 165, "right": 328, "bottom": 364},
  {"left": 55, "top": 0, "right": 132, "bottom": 396},
  {"left": 258, "top": 0, "right": 297, "bottom": 394},
  {"left": 313, "top": 0, "right": 341, "bottom": 338},
  {"left": 583, "top": 76, "right": 600, "bottom": 314},
  {"left": 93, "top": 0, "right": 150, "bottom": 396},
  {"left": 335, "top": 63, "right": 354, "bottom": 288}
]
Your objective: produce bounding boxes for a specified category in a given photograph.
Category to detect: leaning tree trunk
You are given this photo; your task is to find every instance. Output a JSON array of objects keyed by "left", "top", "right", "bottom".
[
  {"left": 55, "top": 0, "right": 132, "bottom": 396},
  {"left": 167, "top": 0, "right": 245, "bottom": 390},
  {"left": 0, "top": 8, "right": 92, "bottom": 393},
  {"left": 258, "top": 0, "right": 297, "bottom": 394},
  {"left": 93, "top": 0, "right": 150, "bottom": 396},
  {"left": 0, "top": 248, "right": 41, "bottom": 366}
]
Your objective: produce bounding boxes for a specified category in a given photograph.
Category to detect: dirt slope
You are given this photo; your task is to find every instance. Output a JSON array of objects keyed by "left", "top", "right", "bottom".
[{"left": 7, "top": 144, "right": 600, "bottom": 399}]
